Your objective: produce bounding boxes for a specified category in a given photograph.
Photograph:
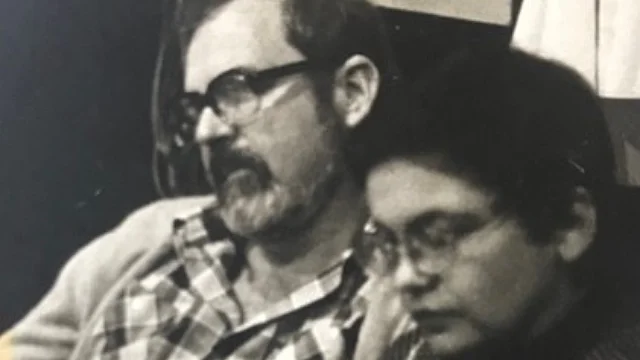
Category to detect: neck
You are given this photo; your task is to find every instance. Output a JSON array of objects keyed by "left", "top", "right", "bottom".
[
  {"left": 242, "top": 175, "right": 366, "bottom": 290},
  {"left": 453, "top": 280, "right": 589, "bottom": 360},
  {"left": 527, "top": 278, "right": 587, "bottom": 342}
]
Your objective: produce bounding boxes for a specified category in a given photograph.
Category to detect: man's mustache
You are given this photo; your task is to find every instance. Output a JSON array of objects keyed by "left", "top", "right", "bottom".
[{"left": 206, "top": 145, "right": 272, "bottom": 188}]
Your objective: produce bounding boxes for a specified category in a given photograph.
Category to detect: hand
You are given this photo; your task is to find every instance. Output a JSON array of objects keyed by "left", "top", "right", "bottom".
[{"left": 353, "top": 276, "right": 407, "bottom": 360}]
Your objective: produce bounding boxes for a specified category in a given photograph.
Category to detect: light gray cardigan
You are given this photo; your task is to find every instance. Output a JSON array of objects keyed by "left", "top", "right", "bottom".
[{"left": 4, "top": 196, "right": 214, "bottom": 360}]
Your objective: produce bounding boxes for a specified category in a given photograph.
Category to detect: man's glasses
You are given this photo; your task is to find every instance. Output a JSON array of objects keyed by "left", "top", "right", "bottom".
[{"left": 167, "top": 59, "right": 340, "bottom": 148}]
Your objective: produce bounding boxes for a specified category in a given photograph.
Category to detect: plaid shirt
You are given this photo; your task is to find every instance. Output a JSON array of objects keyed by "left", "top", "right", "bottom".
[{"left": 85, "top": 205, "right": 391, "bottom": 360}]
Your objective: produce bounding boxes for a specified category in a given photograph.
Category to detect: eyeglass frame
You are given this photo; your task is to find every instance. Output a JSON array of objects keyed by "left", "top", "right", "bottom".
[
  {"left": 167, "top": 58, "right": 345, "bottom": 149},
  {"left": 360, "top": 213, "right": 509, "bottom": 276}
]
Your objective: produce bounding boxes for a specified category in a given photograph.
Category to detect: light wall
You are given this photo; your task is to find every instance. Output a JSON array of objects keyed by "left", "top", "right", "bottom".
[{"left": 372, "top": 0, "right": 511, "bottom": 25}]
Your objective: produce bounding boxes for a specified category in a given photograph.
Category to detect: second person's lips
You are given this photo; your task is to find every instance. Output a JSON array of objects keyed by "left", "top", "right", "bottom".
[{"left": 410, "top": 307, "right": 461, "bottom": 322}]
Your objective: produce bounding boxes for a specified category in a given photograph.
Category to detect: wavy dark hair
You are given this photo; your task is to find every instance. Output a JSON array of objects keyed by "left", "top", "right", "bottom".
[
  {"left": 150, "top": 0, "right": 401, "bottom": 197},
  {"left": 351, "top": 46, "right": 616, "bottom": 236},
  {"left": 348, "top": 46, "right": 617, "bottom": 284}
]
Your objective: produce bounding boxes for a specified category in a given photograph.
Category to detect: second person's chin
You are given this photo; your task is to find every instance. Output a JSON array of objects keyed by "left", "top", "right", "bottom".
[{"left": 416, "top": 322, "right": 487, "bottom": 359}]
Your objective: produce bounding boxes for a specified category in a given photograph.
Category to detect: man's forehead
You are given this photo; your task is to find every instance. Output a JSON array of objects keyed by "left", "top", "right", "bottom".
[{"left": 184, "top": 0, "right": 302, "bottom": 92}]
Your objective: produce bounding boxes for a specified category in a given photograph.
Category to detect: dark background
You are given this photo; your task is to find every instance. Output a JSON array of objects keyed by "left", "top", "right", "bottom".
[
  {"left": 0, "top": 2, "right": 518, "bottom": 331},
  {"left": 0, "top": 0, "right": 162, "bottom": 329}
]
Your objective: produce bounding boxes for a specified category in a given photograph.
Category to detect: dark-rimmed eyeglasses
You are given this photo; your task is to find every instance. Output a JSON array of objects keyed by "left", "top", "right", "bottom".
[{"left": 167, "top": 59, "right": 341, "bottom": 148}]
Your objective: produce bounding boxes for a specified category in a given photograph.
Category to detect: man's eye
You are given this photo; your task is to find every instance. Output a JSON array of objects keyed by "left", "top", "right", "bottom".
[
  {"left": 184, "top": 103, "right": 202, "bottom": 119},
  {"left": 216, "top": 76, "right": 247, "bottom": 94},
  {"left": 171, "top": 95, "right": 202, "bottom": 121}
]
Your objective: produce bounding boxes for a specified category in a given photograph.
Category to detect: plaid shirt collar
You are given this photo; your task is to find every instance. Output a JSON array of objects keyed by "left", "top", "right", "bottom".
[
  {"left": 89, "top": 204, "right": 375, "bottom": 360},
  {"left": 170, "top": 205, "right": 367, "bottom": 334}
]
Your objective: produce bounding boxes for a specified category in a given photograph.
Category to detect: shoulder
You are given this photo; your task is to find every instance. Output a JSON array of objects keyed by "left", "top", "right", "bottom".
[
  {"left": 85, "top": 196, "right": 216, "bottom": 253},
  {"left": 7, "top": 196, "right": 217, "bottom": 359},
  {"left": 586, "top": 290, "right": 640, "bottom": 360},
  {"left": 57, "top": 196, "right": 216, "bottom": 318},
  {"left": 70, "top": 195, "right": 216, "bottom": 281},
  {"left": 587, "top": 325, "right": 640, "bottom": 360}
]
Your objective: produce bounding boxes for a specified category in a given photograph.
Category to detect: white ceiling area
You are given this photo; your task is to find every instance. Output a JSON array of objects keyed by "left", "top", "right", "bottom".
[{"left": 372, "top": 0, "right": 511, "bottom": 25}]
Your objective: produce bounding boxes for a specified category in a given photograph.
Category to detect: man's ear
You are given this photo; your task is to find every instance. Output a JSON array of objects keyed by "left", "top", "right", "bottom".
[
  {"left": 556, "top": 187, "right": 597, "bottom": 263},
  {"left": 332, "top": 54, "right": 380, "bottom": 129}
]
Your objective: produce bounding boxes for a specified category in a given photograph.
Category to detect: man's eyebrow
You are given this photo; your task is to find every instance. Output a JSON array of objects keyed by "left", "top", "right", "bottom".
[
  {"left": 204, "top": 65, "right": 260, "bottom": 86},
  {"left": 226, "top": 65, "right": 261, "bottom": 73}
]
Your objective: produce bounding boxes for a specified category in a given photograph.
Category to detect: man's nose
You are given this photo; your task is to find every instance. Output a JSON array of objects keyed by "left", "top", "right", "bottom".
[{"left": 194, "top": 107, "right": 235, "bottom": 144}]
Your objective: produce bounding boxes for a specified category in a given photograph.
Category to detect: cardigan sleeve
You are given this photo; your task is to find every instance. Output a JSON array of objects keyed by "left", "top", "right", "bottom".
[{"left": 2, "top": 195, "right": 214, "bottom": 360}]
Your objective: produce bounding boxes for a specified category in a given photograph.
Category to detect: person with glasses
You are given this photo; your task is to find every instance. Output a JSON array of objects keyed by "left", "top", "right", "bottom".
[
  {"left": 3, "top": 0, "right": 405, "bottom": 359},
  {"left": 350, "top": 47, "right": 640, "bottom": 360}
]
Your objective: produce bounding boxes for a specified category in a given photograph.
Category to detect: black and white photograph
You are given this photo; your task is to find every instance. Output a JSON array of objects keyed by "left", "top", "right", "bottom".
[{"left": 1, "top": 1, "right": 639, "bottom": 359}]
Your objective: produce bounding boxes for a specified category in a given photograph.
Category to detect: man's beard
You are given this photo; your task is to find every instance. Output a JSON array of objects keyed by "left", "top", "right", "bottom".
[{"left": 205, "top": 146, "right": 338, "bottom": 238}]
